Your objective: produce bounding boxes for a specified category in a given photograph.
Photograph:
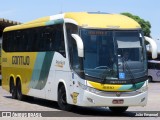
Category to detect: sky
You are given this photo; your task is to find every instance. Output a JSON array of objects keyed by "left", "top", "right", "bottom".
[{"left": 0, "top": 0, "right": 160, "bottom": 40}]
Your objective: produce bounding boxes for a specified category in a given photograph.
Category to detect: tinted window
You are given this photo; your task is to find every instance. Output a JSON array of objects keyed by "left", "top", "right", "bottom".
[
  {"left": 66, "top": 24, "right": 79, "bottom": 72},
  {"left": 2, "top": 24, "right": 66, "bottom": 57}
]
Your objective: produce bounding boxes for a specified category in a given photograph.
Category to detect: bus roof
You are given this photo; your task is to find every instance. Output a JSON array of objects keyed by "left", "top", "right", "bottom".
[
  {"left": 4, "top": 12, "right": 141, "bottom": 32},
  {"left": 64, "top": 12, "right": 141, "bottom": 29}
]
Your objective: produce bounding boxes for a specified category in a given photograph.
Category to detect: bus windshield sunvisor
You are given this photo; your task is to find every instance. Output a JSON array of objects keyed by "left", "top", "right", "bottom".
[{"left": 117, "top": 37, "right": 141, "bottom": 48}]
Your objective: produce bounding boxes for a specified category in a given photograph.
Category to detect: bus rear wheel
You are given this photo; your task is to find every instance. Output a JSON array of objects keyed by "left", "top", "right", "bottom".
[
  {"left": 109, "top": 106, "right": 128, "bottom": 113},
  {"left": 10, "top": 80, "right": 17, "bottom": 99},
  {"left": 11, "top": 86, "right": 17, "bottom": 99},
  {"left": 16, "top": 80, "right": 24, "bottom": 101},
  {"left": 58, "top": 85, "right": 72, "bottom": 111}
]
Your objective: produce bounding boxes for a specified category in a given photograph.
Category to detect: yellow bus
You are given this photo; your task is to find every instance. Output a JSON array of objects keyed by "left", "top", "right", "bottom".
[
  {"left": 1, "top": 12, "right": 157, "bottom": 113},
  {"left": 0, "top": 37, "right": 1, "bottom": 80}
]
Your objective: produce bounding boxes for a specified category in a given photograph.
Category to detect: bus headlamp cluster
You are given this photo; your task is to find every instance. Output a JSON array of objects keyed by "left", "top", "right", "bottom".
[
  {"left": 78, "top": 82, "right": 100, "bottom": 94},
  {"left": 78, "top": 82, "right": 148, "bottom": 94},
  {"left": 136, "top": 86, "right": 148, "bottom": 93},
  {"left": 136, "top": 81, "right": 148, "bottom": 93}
]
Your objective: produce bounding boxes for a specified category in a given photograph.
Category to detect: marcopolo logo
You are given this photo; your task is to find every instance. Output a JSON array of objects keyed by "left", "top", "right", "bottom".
[{"left": 55, "top": 60, "right": 65, "bottom": 68}]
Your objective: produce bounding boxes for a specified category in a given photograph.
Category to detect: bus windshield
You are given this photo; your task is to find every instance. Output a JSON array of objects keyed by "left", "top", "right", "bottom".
[
  {"left": 80, "top": 29, "right": 147, "bottom": 83},
  {"left": 115, "top": 31, "right": 147, "bottom": 80}
]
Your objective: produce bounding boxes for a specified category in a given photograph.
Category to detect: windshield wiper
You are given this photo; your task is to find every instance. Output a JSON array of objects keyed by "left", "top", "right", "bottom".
[
  {"left": 121, "top": 57, "right": 136, "bottom": 88},
  {"left": 100, "top": 68, "right": 115, "bottom": 84}
]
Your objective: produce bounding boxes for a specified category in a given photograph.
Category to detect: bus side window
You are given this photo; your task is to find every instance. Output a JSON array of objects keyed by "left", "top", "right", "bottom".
[
  {"left": 14, "top": 31, "right": 20, "bottom": 51},
  {"left": 3, "top": 24, "right": 66, "bottom": 54},
  {"left": 148, "top": 62, "right": 154, "bottom": 69},
  {"left": 3, "top": 32, "right": 14, "bottom": 52},
  {"left": 43, "top": 27, "right": 54, "bottom": 51},
  {"left": 8, "top": 32, "right": 14, "bottom": 52},
  {"left": 54, "top": 25, "right": 66, "bottom": 57},
  {"left": 2, "top": 32, "right": 8, "bottom": 52},
  {"left": 33, "top": 28, "right": 41, "bottom": 51},
  {"left": 151, "top": 63, "right": 156, "bottom": 69},
  {"left": 19, "top": 30, "right": 28, "bottom": 52},
  {"left": 156, "top": 63, "right": 160, "bottom": 70},
  {"left": 151, "top": 63, "right": 154, "bottom": 69},
  {"left": 66, "top": 23, "right": 79, "bottom": 72},
  {"left": 10, "top": 31, "right": 18, "bottom": 52},
  {"left": 49, "top": 29, "right": 56, "bottom": 51},
  {"left": 25, "top": 29, "right": 32, "bottom": 51},
  {"left": 37, "top": 27, "right": 44, "bottom": 51},
  {"left": 148, "top": 62, "right": 151, "bottom": 69}
]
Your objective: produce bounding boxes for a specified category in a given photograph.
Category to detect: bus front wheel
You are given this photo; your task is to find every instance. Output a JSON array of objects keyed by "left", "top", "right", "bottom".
[
  {"left": 58, "top": 85, "right": 72, "bottom": 111},
  {"left": 109, "top": 106, "right": 128, "bottom": 113}
]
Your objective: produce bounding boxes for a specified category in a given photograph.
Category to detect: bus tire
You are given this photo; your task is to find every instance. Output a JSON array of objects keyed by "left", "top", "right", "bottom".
[
  {"left": 12, "top": 86, "right": 17, "bottom": 99},
  {"left": 148, "top": 76, "right": 153, "bottom": 82},
  {"left": 16, "top": 80, "right": 24, "bottom": 101},
  {"left": 109, "top": 106, "right": 128, "bottom": 113},
  {"left": 58, "top": 85, "right": 72, "bottom": 111},
  {"left": 10, "top": 80, "right": 17, "bottom": 99}
]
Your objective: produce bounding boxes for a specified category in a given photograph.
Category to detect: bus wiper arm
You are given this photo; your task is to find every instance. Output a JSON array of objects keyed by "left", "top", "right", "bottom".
[
  {"left": 122, "top": 57, "right": 136, "bottom": 88},
  {"left": 100, "top": 68, "right": 113, "bottom": 84}
]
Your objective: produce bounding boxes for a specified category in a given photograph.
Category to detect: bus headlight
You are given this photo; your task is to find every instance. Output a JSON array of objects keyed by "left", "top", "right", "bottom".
[
  {"left": 136, "top": 81, "right": 148, "bottom": 93},
  {"left": 78, "top": 82, "right": 87, "bottom": 90},
  {"left": 136, "top": 86, "right": 148, "bottom": 93},
  {"left": 87, "top": 87, "right": 101, "bottom": 94},
  {"left": 78, "top": 82, "right": 100, "bottom": 94}
]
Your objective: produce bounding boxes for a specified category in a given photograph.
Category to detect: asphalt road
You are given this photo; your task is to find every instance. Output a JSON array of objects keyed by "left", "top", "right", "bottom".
[{"left": 0, "top": 82, "right": 160, "bottom": 120}]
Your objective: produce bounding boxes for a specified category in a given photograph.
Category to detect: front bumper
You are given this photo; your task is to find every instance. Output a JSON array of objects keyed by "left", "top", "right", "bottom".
[{"left": 77, "top": 90, "right": 148, "bottom": 107}]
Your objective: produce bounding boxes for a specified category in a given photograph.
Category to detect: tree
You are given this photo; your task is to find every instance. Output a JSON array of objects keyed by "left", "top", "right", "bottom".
[{"left": 121, "top": 12, "right": 151, "bottom": 37}]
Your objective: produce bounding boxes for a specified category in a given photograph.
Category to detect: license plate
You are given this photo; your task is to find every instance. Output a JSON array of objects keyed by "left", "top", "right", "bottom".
[{"left": 112, "top": 99, "right": 124, "bottom": 104}]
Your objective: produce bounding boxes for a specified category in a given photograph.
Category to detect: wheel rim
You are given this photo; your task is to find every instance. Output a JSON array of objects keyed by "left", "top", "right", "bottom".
[{"left": 61, "top": 92, "right": 67, "bottom": 105}]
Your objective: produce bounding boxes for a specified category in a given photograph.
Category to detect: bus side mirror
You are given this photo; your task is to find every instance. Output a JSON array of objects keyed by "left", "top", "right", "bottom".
[
  {"left": 71, "top": 34, "right": 84, "bottom": 57},
  {"left": 144, "top": 36, "right": 157, "bottom": 59}
]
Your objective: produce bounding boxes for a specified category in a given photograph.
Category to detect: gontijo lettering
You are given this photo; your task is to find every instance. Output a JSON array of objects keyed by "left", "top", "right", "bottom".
[{"left": 12, "top": 56, "right": 30, "bottom": 65}]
